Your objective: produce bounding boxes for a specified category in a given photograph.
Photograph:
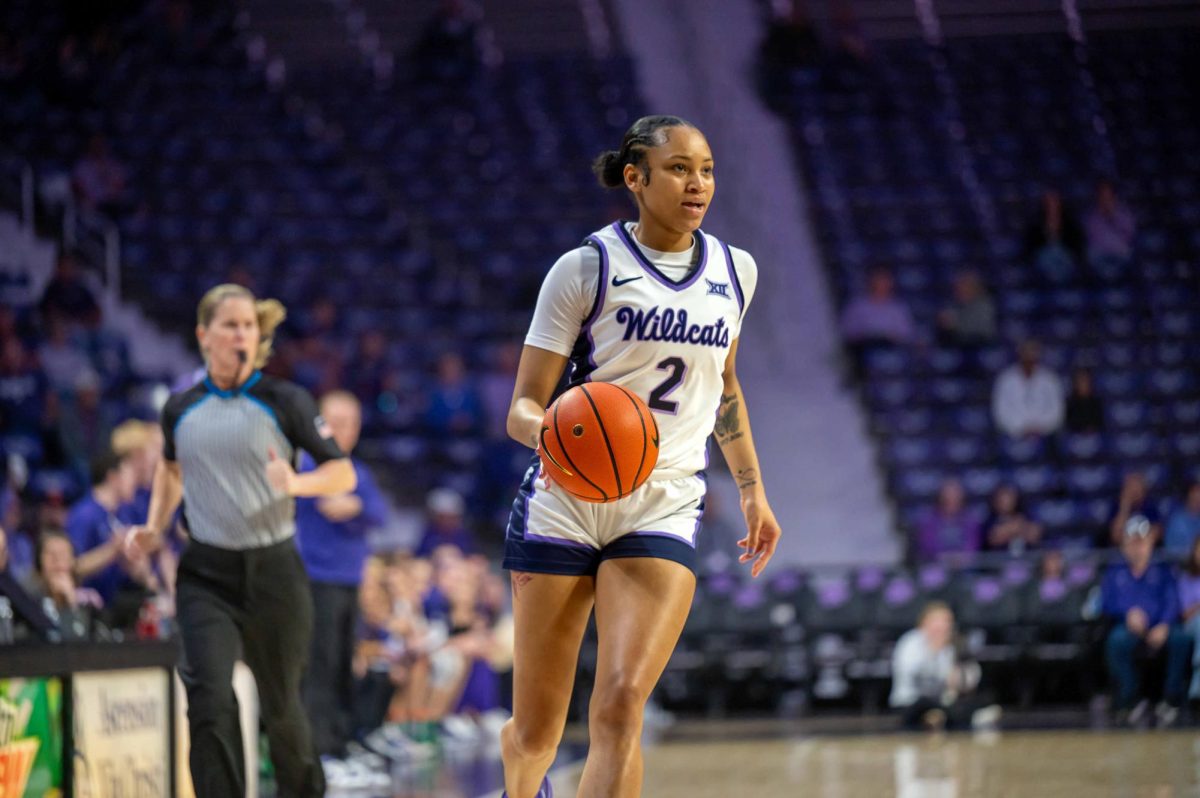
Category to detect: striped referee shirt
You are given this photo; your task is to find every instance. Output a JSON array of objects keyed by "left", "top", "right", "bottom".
[{"left": 161, "top": 371, "right": 345, "bottom": 549}]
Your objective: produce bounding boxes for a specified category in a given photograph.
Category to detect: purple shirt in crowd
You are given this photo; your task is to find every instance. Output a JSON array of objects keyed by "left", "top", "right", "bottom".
[
  {"left": 840, "top": 297, "right": 916, "bottom": 344},
  {"left": 1101, "top": 562, "right": 1180, "bottom": 627},
  {"left": 295, "top": 454, "right": 387, "bottom": 586},
  {"left": 915, "top": 508, "right": 983, "bottom": 561},
  {"left": 1177, "top": 572, "right": 1200, "bottom": 617}
]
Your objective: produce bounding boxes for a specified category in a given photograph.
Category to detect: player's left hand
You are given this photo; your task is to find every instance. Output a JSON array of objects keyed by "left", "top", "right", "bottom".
[
  {"left": 265, "top": 447, "right": 297, "bottom": 495},
  {"left": 737, "top": 495, "right": 781, "bottom": 578}
]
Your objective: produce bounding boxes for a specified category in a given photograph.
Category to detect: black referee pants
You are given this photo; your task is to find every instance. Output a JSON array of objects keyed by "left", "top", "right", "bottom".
[
  {"left": 177, "top": 538, "right": 325, "bottom": 798},
  {"left": 303, "top": 581, "right": 359, "bottom": 756}
]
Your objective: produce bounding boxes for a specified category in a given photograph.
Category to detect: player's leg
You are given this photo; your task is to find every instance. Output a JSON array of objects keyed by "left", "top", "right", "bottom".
[
  {"left": 577, "top": 556, "right": 696, "bottom": 798},
  {"left": 501, "top": 570, "right": 596, "bottom": 798}
]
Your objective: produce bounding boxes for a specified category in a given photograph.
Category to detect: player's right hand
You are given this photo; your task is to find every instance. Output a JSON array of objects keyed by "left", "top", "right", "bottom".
[{"left": 124, "top": 525, "right": 162, "bottom": 558}]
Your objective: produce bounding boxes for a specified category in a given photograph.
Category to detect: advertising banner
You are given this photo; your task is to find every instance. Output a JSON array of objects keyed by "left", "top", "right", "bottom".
[
  {"left": 72, "top": 668, "right": 169, "bottom": 798},
  {"left": 0, "top": 677, "right": 63, "bottom": 798}
]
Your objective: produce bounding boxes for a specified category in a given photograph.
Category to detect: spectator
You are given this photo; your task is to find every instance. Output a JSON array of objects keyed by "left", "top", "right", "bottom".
[
  {"left": 991, "top": 340, "right": 1064, "bottom": 440},
  {"left": 1023, "top": 188, "right": 1084, "bottom": 283},
  {"left": 39, "top": 250, "right": 100, "bottom": 329},
  {"left": 757, "top": 2, "right": 820, "bottom": 103},
  {"left": 983, "top": 484, "right": 1042, "bottom": 556},
  {"left": 0, "top": 525, "right": 56, "bottom": 641},
  {"left": 936, "top": 270, "right": 996, "bottom": 347},
  {"left": 1064, "top": 367, "right": 1105, "bottom": 435},
  {"left": 37, "top": 317, "right": 92, "bottom": 394},
  {"left": 71, "top": 133, "right": 129, "bottom": 215},
  {"left": 348, "top": 330, "right": 390, "bottom": 411},
  {"left": 1164, "top": 481, "right": 1200, "bottom": 556},
  {"left": 58, "top": 368, "right": 119, "bottom": 474},
  {"left": 415, "top": 488, "right": 475, "bottom": 558},
  {"left": 111, "top": 420, "right": 178, "bottom": 596},
  {"left": 1101, "top": 519, "right": 1191, "bottom": 726},
  {"left": 0, "top": 338, "right": 55, "bottom": 448},
  {"left": 479, "top": 342, "right": 519, "bottom": 444},
  {"left": 478, "top": 342, "right": 525, "bottom": 523},
  {"left": 1177, "top": 536, "right": 1200, "bottom": 702},
  {"left": 66, "top": 449, "right": 155, "bottom": 621},
  {"left": 23, "top": 529, "right": 104, "bottom": 616},
  {"left": 424, "top": 352, "right": 483, "bottom": 438},
  {"left": 1105, "top": 472, "right": 1160, "bottom": 548},
  {"left": 840, "top": 266, "right": 916, "bottom": 356},
  {"left": 888, "top": 602, "right": 998, "bottom": 730},
  {"left": 1084, "top": 179, "right": 1136, "bottom": 267},
  {"left": 915, "top": 478, "right": 982, "bottom": 562},
  {"left": 296, "top": 390, "right": 388, "bottom": 758}
]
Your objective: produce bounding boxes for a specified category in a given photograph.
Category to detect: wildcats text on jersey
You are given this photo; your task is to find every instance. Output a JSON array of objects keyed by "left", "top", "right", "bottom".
[{"left": 615, "top": 306, "right": 731, "bottom": 348}]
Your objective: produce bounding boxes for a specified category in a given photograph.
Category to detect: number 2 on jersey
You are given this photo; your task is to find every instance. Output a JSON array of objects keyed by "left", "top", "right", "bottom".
[{"left": 649, "top": 357, "right": 687, "bottom": 413}]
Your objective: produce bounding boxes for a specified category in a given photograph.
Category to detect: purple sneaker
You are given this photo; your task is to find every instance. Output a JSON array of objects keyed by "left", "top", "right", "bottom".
[{"left": 501, "top": 775, "right": 553, "bottom": 798}]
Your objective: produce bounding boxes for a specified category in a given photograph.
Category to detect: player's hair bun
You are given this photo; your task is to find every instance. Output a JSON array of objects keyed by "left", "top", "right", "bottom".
[
  {"left": 591, "top": 149, "right": 626, "bottom": 189},
  {"left": 591, "top": 115, "right": 698, "bottom": 191}
]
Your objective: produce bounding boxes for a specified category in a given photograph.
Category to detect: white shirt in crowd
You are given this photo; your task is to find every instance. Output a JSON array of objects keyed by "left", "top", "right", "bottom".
[
  {"left": 991, "top": 365, "right": 1065, "bottom": 439},
  {"left": 889, "top": 628, "right": 957, "bottom": 708}
]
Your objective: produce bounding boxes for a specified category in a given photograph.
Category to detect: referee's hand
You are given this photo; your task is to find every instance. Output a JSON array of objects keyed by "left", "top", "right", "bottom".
[
  {"left": 125, "top": 525, "right": 161, "bottom": 557},
  {"left": 265, "top": 448, "right": 297, "bottom": 495}
]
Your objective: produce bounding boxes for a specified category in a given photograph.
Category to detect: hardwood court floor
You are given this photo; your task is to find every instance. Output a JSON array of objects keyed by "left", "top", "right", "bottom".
[{"left": 546, "top": 729, "right": 1200, "bottom": 797}]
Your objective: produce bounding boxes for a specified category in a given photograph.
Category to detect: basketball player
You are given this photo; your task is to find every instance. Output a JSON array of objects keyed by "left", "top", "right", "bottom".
[
  {"left": 500, "top": 116, "right": 782, "bottom": 797},
  {"left": 126, "top": 285, "right": 356, "bottom": 797}
]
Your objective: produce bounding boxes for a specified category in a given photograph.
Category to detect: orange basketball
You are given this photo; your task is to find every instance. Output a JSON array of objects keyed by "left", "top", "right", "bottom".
[{"left": 538, "top": 382, "right": 660, "bottom": 503}]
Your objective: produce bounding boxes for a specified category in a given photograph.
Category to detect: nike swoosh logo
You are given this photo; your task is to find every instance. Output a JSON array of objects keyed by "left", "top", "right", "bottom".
[{"left": 612, "top": 275, "right": 643, "bottom": 287}]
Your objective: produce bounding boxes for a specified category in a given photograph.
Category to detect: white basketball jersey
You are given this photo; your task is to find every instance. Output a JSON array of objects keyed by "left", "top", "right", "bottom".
[{"left": 566, "top": 221, "right": 748, "bottom": 480}]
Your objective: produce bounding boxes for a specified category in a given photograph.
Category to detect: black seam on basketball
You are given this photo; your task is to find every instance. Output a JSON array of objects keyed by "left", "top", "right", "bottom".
[
  {"left": 539, "top": 427, "right": 573, "bottom": 476},
  {"left": 553, "top": 399, "right": 608, "bottom": 501},
  {"left": 579, "top": 384, "right": 623, "bottom": 498},
  {"left": 614, "top": 384, "right": 649, "bottom": 492}
]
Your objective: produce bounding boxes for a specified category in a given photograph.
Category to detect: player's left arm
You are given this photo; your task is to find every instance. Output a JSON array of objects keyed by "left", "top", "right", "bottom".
[{"left": 714, "top": 338, "right": 781, "bottom": 577}]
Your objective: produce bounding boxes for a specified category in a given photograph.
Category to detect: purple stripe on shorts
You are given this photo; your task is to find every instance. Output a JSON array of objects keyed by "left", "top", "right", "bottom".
[
  {"left": 524, "top": 531, "right": 597, "bottom": 550},
  {"left": 631, "top": 529, "right": 698, "bottom": 548}
]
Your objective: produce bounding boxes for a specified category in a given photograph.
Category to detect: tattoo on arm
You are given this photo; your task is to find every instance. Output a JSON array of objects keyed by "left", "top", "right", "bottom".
[
  {"left": 714, "top": 392, "right": 743, "bottom": 444},
  {"left": 736, "top": 467, "right": 759, "bottom": 492}
]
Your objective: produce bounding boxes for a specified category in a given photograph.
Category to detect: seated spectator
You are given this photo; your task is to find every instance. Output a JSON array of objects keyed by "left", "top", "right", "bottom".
[
  {"left": 1164, "top": 481, "right": 1200, "bottom": 556},
  {"left": 936, "top": 270, "right": 996, "bottom": 347},
  {"left": 1023, "top": 188, "right": 1084, "bottom": 283},
  {"left": 1102, "top": 519, "right": 1191, "bottom": 726},
  {"left": 1104, "top": 471, "right": 1161, "bottom": 548},
  {"left": 58, "top": 368, "right": 120, "bottom": 478},
  {"left": 1084, "top": 179, "right": 1136, "bottom": 268},
  {"left": 66, "top": 450, "right": 157, "bottom": 623},
  {"left": 415, "top": 488, "right": 475, "bottom": 558},
  {"left": 1064, "top": 367, "right": 1105, "bottom": 435},
  {"left": 71, "top": 133, "right": 130, "bottom": 216},
  {"left": 1176, "top": 536, "right": 1200, "bottom": 702},
  {"left": 0, "top": 525, "right": 56, "bottom": 641},
  {"left": 37, "top": 317, "right": 93, "bottom": 395},
  {"left": 983, "top": 484, "right": 1042, "bottom": 556},
  {"left": 23, "top": 530, "right": 104, "bottom": 631},
  {"left": 39, "top": 250, "right": 101, "bottom": 329},
  {"left": 0, "top": 337, "right": 54, "bottom": 449},
  {"left": 424, "top": 352, "right": 483, "bottom": 438},
  {"left": 915, "top": 478, "right": 982, "bottom": 562},
  {"left": 840, "top": 266, "right": 916, "bottom": 361},
  {"left": 991, "top": 339, "right": 1064, "bottom": 440},
  {"left": 889, "top": 602, "right": 998, "bottom": 730}
]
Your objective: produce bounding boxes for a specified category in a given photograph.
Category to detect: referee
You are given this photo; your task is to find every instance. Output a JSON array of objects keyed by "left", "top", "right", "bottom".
[{"left": 127, "top": 284, "right": 356, "bottom": 798}]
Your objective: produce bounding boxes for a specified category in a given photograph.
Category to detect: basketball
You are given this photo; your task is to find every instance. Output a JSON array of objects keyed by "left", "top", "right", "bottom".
[{"left": 538, "top": 382, "right": 660, "bottom": 503}]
